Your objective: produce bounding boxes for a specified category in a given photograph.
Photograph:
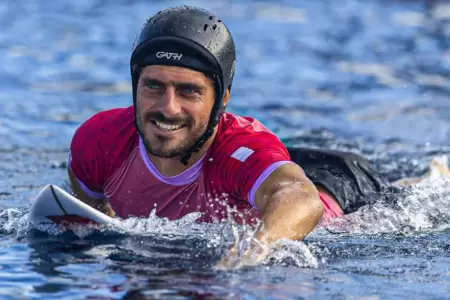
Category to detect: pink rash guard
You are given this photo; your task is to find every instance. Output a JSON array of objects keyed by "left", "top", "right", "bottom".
[{"left": 69, "top": 106, "right": 342, "bottom": 224}]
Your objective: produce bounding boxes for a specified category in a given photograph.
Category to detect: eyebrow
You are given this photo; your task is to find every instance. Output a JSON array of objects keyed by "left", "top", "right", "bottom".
[{"left": 141, "top": 77, "right": 207, "bottom": 91}]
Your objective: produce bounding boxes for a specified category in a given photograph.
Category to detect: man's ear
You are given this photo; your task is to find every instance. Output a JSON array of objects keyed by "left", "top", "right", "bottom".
[{"left": 223, "top": 89, "right": 230, "bottom": 106}]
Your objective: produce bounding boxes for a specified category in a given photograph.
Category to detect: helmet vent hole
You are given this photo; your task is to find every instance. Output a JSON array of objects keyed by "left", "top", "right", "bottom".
[
  {"left": 212, "top": 24, "right": 217, "bottom": 30},
  {"left": 218, "top": 20, "right": 222, "bottom": 23},
  {"left": 209, "top": 16, "right": 213, "bottom": 20},
  {"left": 204, "top": 24, "right": 208, "bottom": 31}
]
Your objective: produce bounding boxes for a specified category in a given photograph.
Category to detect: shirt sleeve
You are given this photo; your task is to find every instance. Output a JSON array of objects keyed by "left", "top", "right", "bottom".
[
  {"left": 68, "top": 118, "right": 107, "bottom": 199},
  {"left": 220, "top": 132, "right": 294, "bottom": 207}
]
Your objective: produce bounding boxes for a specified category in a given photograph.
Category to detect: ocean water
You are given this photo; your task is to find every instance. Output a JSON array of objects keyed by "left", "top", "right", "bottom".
[{"left": 1, "top": 0, "right": 449, "bottom": 299}]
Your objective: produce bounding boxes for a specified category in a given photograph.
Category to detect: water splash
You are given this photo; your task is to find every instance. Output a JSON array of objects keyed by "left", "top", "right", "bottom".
[
  {"left": 8, "top": 154, "right": 450, "bottom": 272},
  {"left": 264, "top": 239, "right": 319, "bottom": 268},
  {"left": 321, "top": 156, "right": 450, "bottom": 235},
  {"left": 0, "top": 204, "right": 321, "bottom": 271},
  {"left": 0, "top": 209, "right": 29, "bottom": 238},
  {"left": 213, "top": 210, "right": 319, "bottom": 270}
]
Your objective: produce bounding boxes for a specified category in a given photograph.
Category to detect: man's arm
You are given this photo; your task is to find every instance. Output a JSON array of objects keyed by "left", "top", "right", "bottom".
[
  {"left": 253, "top": 163, "right": 324, "bottom": 244},
  {"left": 67, "top": 167, "right": 115, "bottom": 217},
  {"left": 215, "top": 162, "right": 324, "bottom": 269}
]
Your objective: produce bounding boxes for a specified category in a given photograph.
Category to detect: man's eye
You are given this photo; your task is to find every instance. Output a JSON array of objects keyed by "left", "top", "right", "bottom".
[
  {"left": 146, "top": 82, "right": 160, "bottom": 89},
  {"left": 180, "top": 86, "right": 201, "bottom": 96}
]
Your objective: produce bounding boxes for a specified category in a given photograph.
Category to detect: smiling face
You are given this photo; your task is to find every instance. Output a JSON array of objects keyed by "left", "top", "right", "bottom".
[{"left": 135, "top": 65, "right": 216, "bottom": 159}]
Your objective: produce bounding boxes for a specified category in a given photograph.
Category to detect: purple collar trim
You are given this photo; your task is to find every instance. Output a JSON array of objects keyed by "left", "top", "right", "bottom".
[{"left": 139, "top": 137, "right": 205, "bottom": 186}]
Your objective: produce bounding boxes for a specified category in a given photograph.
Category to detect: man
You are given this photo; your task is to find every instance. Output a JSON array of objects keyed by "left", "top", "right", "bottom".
[
  {"left": 69, "top": 4, "right": 325, "bottom": 244},
  {"left": 66, "top": 5, "right": 423, "bottom": 267}
]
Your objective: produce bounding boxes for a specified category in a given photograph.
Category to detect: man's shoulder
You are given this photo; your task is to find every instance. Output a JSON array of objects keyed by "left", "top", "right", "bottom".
[
  {"left": 205, "top": 112, "right": 292, "bottom": 201},
  {"left": 68, "top": 106, "right": 137, "bottom": 192},
  {"left": 71, "top": 106, "right": 137, "bottom": 153},
  {"left": 217, "top": 112, "right": 282, "bottom": 145},
  {"left": 77, "top": 106, "right": 134, "bottom": 131},
  {"left": 73, "top": 106, "right": 135, "bottom": 140},
  {"left": 212, "top": 112, "right": 288, "bottom": 158}
]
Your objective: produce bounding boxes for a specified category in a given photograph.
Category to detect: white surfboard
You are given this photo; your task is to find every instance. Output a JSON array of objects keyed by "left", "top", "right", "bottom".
[{"left": 29, "top": 184, "right": 113, "bottom": 227}]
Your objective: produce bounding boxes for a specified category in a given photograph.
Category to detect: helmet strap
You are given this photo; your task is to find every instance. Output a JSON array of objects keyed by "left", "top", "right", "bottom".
[{"left": 179, "top": 104, "right": 226, "bottom": 165}]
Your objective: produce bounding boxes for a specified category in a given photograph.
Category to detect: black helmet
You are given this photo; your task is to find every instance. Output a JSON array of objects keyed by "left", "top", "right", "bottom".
[{"left": 130, "top": 5, "right": 237, "bottom": 165}]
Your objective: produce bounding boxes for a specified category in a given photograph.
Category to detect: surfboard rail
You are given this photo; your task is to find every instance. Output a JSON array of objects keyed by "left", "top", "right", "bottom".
[{"left": 29, "top": 184, "right": 113, "bottom": 226}]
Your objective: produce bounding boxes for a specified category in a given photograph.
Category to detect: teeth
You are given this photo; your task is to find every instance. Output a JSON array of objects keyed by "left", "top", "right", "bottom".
[{"left": 155, "top": 121, "right": 182, "bottom": 131}]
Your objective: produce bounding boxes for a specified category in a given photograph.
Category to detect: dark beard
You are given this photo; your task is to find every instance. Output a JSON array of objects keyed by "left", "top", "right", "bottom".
[{"left": 135, "top": 110, "right": 208, "bottom": 159}]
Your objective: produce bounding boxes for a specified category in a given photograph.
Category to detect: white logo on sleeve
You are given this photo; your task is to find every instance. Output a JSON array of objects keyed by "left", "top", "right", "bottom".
[
  {"left": 156, "top": 51, "right": 183, "bottom": 60},
  {"left": 231, "top": 146, "right": 254, "bottom": 162}
]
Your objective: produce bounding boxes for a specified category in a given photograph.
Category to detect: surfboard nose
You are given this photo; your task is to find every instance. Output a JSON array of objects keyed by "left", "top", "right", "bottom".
[
  {"left": 29, "top": 184, "right": 60, "bottom": 225},
  {"left": 29, "top": 184, "right": 113, "bottom": 227}
]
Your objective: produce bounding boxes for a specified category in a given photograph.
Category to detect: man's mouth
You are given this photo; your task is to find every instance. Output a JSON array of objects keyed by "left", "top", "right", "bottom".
[{"left": 151, "top": 120, "right": 186, "bottom": 131}]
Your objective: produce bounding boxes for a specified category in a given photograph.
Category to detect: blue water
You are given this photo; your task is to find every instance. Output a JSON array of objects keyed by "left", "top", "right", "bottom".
[{"left": 1, "top": 0, "right": 450, "bottom": 299}]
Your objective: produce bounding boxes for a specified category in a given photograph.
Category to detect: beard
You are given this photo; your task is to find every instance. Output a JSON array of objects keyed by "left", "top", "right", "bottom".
[{"left": 135, "top": 107, "right": 209, "bottom": 159}]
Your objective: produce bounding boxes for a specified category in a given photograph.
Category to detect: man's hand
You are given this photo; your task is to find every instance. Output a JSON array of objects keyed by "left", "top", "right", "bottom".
[
  {"left": 215, "top": 223, "right": 270, "bottom": 270},
  {"left": 67, "top": 167, "right": 116, "bottom": 217}
]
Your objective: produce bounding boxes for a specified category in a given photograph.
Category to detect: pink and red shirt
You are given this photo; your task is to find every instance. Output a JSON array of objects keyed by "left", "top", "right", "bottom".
[{"left": 69, "top": 106, "right": 342, "bottom": 224}]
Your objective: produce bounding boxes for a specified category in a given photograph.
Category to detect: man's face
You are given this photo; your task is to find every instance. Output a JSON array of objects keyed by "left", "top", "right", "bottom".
[{"left": 135, "top": 65, "right": 216, "bottom": 158}]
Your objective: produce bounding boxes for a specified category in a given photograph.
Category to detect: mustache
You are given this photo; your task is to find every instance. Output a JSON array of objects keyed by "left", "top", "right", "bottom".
[{"left": 145, "top": 111, "right": 189, "bottom": 125}]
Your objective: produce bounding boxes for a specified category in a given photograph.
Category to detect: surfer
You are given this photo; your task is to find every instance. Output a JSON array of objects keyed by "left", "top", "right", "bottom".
[{"left": 66, "top": 5, "right": 449, "bottom": 267}]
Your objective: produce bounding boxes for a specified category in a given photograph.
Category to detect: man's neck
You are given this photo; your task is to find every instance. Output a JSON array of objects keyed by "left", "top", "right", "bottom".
[{"left": 147, "top": 129, "right": 217, "bottom": 177}]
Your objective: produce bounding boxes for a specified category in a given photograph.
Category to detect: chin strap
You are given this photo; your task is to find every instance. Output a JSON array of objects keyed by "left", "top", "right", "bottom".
[
  {"left": 179, "top": 127, "right": 214, "bottom": 165},
  {"left": 179, "top": 105, "right": 225, "bottom": 166}
]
